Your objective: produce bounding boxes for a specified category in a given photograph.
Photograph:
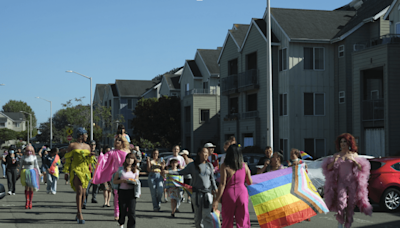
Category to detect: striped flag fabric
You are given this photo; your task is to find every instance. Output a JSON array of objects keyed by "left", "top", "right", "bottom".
[
  {"left": 300, "top": 151, "right": 313, "bottom": 159},
  {"left": 168, "top": 177, "right": 193, "bottom": 197},
  {"left": 247, "top": 164, "right": 328, "bottom": 228}
]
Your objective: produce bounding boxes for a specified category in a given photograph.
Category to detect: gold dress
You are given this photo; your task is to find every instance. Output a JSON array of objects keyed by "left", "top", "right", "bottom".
[{"left": 63, "top": 149, "right": 95, "bottom": 191}]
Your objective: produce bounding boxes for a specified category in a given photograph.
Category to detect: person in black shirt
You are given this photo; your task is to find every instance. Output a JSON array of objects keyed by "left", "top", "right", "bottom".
[
  {"left": 5, "top": 145, "right": 19, "bottom": 195},
  {"left": 256, "top": 146, "right": 273, "bottom": 174}
]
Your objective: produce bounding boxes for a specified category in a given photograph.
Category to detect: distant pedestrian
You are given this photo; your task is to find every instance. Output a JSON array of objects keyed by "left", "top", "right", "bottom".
[
  {"left": 100, "top": 145, "right": 112, "bottom": 208},
  {"left": 256, "top": 146, "right": 273, "bottom": 174},
  {"left": 179, "top": 150, "right": 193, "bottom": 204},
  {"left": 5, "top": 145, "right": 19, "bottom": 195},
  {"left": 1, "top": 150, "right": 8, "bottom": 178},
  {"left": 147, "top": 149, "right": 165, "bottom": 211},
  {"left": 133, "top": 146, "right": 142, "bottom": 170},
  {"left": 83, "top": 140, "right": 99, "bottom": 208},
  {"left": 44, "top": 148, "right": 60, "bottom": 195},
  {"left": 115, "top": 124, "right": 131, "bottom": 143},
  {"left": 19, "top": 145, "right": 41, "bottom": 209},
  {"left": 38, "top": 145, "right": 50, "bottom": 184},
  {"left": 165, "top": 158, "right": 183, "bottom": 217}
]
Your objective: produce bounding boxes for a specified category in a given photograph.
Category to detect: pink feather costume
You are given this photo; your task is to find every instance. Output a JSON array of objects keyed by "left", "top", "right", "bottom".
[
  {"left": 322, "top": 156, "right": 373, "bottom": 228},
  {"left": 92, "top": 149, "right": 128, "bottom": 218}
]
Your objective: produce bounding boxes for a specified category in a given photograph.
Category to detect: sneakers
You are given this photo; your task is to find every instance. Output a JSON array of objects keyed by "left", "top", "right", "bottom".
[
  {"left": 12, "top": 193, "right": 15, "bottom": 195},
  {"left": 7, "top": 191, "right": 12, "bottom": 195},
  {"left": 51, "top": 192, "right": 56, "bottom": 195},
  {"left": 187, "top": 199, "right": 191, "bottom": 204},
  {"left": 181, "top": 197, "right": 185, "bottom": 203}
]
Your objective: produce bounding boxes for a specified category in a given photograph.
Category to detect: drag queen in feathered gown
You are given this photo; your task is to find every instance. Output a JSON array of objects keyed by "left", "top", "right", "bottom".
[
  {"left": 19, "top": 145, "right": 41, "bottom": 209},
  {"left": 322, "top": 133, "right": 372, "bottom": 228},
  {"left": 92, "top": 135, "right": 130, "bottom": 220}
]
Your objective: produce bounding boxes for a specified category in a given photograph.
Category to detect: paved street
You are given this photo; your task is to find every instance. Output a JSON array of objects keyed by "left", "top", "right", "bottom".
[{"left": 0, "top": 160, "right": 399, "bottom": 227}]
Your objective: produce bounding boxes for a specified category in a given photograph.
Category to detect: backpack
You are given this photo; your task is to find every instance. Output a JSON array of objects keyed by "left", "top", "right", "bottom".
[{"left": 111, "top": 167, "right": 141, "bottom": 198}]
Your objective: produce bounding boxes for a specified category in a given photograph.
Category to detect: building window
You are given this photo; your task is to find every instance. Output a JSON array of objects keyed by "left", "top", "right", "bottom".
[
  {"left": 200, "top": 109, "right": 210, "bottom": 122},
  {"left": 0, "top": 123, "right": 4, "bottom": 127},
  {"left": 371, "top": 90, "right": 379, "bottom": 100},
  {"left": 304, "top": 138, "right": 325, "bottom": 158},
  {"left": 339, "top": 91, "right": 345, "bottom": 104},
  {"left": 279, "top": 94, "right": 288, "bottom": 116},
  {"left": 304, "top": 47, "right": 325, "bottom": 70},
  {"left": 203, "top": 81, "right": 208, "bottom": 90},
  {"left": 228, "top": 58, "right": 238, "bottom": 76},
  {"left": 279, "top": 139, "right": 288, "bottom": 156},
  {"left": 186, "top": 83, "right": 189, "bottom": 91},
  {"left": 14, "top": 123, "right": 20, "bottom": 127},
  {"left": 243, "top": 133, "right": 254, "bottom": 147},
  {"left": 246, "top": 52, "right": 257, "bottom": 70},
  {"left": 304, "top": 93, "right": 325, "bottom": 116},
  {"left": 279, "top": 48, "right": 287, "bottom": 71},
  {"left": 127, "top": 98, "right": 133, "bottom": 110},
  {"left": 229, "top": 97, "right": 239, "bottom": 114},
  {"left": 338, "top": 45, "right": 345, "bottom": 58},
  {"left": 247, "top": 93, "right": 257, "bottom": 112}
]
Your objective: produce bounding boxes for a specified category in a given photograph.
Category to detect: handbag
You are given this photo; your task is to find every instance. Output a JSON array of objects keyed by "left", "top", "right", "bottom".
[{"left": 211, "top": 209, "right": 221, "bottom": 228}]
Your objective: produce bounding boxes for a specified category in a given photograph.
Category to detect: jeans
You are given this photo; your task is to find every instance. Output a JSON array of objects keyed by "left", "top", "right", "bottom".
[
  {"left": 148, "top": 172, "right": 163, "bottom": 210},
  {"left": 83, "top": 181, "right": 99, "bottom": 205},
  {"left": 1, "top": 163, "right": 6, "bottom": 177},
  {"left": 6, "top": 168, "right": 17, "bottom": 193},
  {"left": 192, "top": 192, "right": 214, "bottom": 228},
  {"left": 46, "top": 173, "right": 57, "bottom": 193},
  {"left": 118, "top": 189, "right": 136, "bottom": 228}
]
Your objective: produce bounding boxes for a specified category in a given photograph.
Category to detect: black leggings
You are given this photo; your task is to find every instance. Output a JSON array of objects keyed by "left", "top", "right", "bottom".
[
  {"left": 6, "top": 169, "right": 17, "bottom": 193},
  {"left": 118, "top": 189, "right": 136, "bottom": 228}
]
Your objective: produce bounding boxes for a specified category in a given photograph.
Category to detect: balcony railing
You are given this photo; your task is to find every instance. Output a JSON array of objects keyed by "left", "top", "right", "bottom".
[
  {"left": 363, "top": 99, "right": 384, "bottom": 121},
  {"left": 238, "top": 69, "right": 259, "bottom": 91},
  {"left": 223, "top": 113, "right": 240, "bottom": 121},
  {"left": 242, "top": 110, "right": 259, "bottom": 119},
  {"left": 354, "top": 34, "right": 400, "bottom": 52},
  {"left": 185, "top": 88, "right": 217, "bottom": 96},
  {"left": 221, "top": 74, "right": 238, "bottom": 94}
]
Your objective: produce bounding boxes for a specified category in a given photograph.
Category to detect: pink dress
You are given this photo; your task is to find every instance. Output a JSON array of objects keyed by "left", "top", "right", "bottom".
[{"left": 221, "top": 163, "right": 250, "bottom": 228}]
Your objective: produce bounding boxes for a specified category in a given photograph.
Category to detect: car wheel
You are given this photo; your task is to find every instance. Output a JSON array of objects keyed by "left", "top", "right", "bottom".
[{"left": 380, "top": 188, "right": 400, "bottom": 212}]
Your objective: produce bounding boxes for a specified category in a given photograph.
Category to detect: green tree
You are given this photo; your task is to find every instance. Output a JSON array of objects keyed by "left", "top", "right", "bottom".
[
  {"left": 0, "top": 128, "right": 17, "bottom": 143},
  {"left": 132, "top": 96, "right": 181, "bottom": 148},
  {"left": 2, "top": 100, "right": 38, "bottom": 136}
]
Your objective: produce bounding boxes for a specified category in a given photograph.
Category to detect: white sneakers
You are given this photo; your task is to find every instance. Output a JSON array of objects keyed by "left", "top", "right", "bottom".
[
  {"left": 12, "top": 193, "right": 15, "bottom": 195},
  {"left": 7, "top": 191, "right": 11, "bottom": 195}
]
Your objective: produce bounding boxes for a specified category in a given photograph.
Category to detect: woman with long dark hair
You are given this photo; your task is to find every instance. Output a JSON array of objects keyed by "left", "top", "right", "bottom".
[
  {"left": 213, "top": 144, "right": 252, "bottom": 228},
  {"left": 322, "top": 133, "right": 372, "bottom": 228}
]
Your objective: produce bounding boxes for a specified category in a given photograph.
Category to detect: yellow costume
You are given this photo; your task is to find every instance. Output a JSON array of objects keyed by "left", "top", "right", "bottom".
[{"left": 63, "top": 149, "right": 95, "bottom": 191}]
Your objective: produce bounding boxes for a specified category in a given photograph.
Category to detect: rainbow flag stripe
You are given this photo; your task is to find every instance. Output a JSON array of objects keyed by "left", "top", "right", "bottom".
[
  {"left": 168, "top": 177, "right": 193, "bottom": 197},
  {"left": 248, "top": 165, "right": 328, "bottom": 228},
  {"left": 300, "top": 151, "right": 312, "bottom": 159}
]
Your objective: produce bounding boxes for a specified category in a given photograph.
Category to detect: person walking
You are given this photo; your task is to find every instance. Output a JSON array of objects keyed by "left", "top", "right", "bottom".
[
  {"left": 165, "top": 158, "right": 183, "bottom": 217},
  {"left": 83, "top": 140, "right": 99, "bottom": 208},
  {"left": 44, "top": 148, "right": 60, "bottom": 195},
  {"left": 213, "top": 144, "right": 253, "bottom": 228},
  {"left": 133, "top": 146, "right": 142, "bottom": 170},
  {"left": 179, "top": 150, "right": 193, "bottom": 204},
  {"left": 256, "top": 146, "right": 273, "bottom": 174},
  {"left": 322, "top": 133, "right": 372, "bottom": 228},
  {"left": 5, "top": 145, "right": 19, "bottom": 195},
  {"left": 38, "top": 146, "right": 50, "bottom": 184},
  {"left": 63, "top": 127, "right": 96, "bottom": 224},
  {"left": 164, "top": 147, "right": 217, "bottom": 228},
  {"left": 1, "top": 150, "right": 8, "bottom": 179},
  {"left": 146, "top": 148, "right": 165, "bottom": 211},
  {"left": 19, "top": 145, "right": 41, "bottom": 209},
  {"left": 112, "top": 152, "right": 139, "bottom": 228},
  {"left": 100, "top": 145, "right": 112, "bottom": 207}
]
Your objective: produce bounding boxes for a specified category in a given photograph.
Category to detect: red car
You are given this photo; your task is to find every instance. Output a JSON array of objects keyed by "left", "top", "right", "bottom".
[{"left": 368, "top": 157, "right": 400, "bottom": 211}]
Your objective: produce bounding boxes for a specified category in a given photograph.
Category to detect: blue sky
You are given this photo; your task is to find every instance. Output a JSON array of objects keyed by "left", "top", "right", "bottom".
[{"left": 0, "top": 0, "right": 350, "bottom": 127}]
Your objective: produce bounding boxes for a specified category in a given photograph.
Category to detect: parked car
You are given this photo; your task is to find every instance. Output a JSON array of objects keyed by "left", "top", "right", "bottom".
[{"left": 368, "top": 157, "right": 400, "bottom": 212}]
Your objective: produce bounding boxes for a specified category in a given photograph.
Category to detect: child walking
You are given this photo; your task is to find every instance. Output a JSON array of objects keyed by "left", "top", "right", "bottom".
[
  {"left": 113, "top": 153, "right": 139, "bottom": 228},
  {"left": 165, "top": 158, "right": 183, "bottom": 217}
]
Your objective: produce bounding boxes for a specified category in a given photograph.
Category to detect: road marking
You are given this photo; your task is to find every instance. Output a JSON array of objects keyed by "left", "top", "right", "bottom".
[
  {"left": 353, "top": 218, "right": 374, "bottom": 224},
  {"left": 1, "top": 204, "right": 15, "bottom": 206}
]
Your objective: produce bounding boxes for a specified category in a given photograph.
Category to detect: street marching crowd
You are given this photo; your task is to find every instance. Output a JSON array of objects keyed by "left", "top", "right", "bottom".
[{"left": 1, "top": 124, "right": 373, "bottom": 228}]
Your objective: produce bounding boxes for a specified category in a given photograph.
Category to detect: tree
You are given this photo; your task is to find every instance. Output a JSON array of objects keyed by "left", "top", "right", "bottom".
[
  {"left": 151, "top": 67, "right": 183, "bottom": 82},
  {"left": 132, "top": 96, "right": 181, "bottom": 148},
  {"left": 0, "top": 128, "right": 17, "bottom": 143},
  {"left": 2, "top": 100, "right": 37, "bottom": 131}
]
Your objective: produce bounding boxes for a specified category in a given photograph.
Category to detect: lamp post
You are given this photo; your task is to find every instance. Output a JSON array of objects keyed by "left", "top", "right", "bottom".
[
  {"left": 36, "top": 97, "right": 52, "bottom": 148},
  {"left": 266, "top": 0, "right": 274, "bottom": 150},
  {"left": 65, "top": 70, "right": 93, "bottom": 142},
  {"left": 20, "top": 111, "right": 32, "bottom": 144}
]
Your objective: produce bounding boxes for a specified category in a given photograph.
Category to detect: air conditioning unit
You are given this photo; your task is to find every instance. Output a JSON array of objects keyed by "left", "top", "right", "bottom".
[{"left": 353, "top": 43, "right": 366, "bottom": 51}]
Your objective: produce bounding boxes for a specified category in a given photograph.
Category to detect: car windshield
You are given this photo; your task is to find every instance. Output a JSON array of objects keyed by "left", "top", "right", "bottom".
[{"left": 369, "top": 161, "right": 385, "bottom": 171}]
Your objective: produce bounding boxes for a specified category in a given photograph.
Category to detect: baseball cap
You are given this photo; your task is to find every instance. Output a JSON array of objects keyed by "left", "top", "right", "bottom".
[
  {"left": 204, "top": 143, "right": 216, "bottom": 148},
  {"left": 179, "top": 150, "right": 190, "bottom": 156}
]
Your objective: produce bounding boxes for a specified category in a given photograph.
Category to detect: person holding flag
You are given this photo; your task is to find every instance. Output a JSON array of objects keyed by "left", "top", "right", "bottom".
[
  {"left": 44, "top": 148, "right": 60, "bottom": 195},
  {"left": 165, "top": 158, "right": 183, "bottom": 217}
]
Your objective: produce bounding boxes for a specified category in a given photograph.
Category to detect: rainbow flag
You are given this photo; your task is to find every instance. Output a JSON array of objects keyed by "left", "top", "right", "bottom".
[
  {"left": 168, "top": 177, "right": 193, "bottom": 197},
  {"left": 247, "top": 165, "right": 328, "bottom": 228},
  {"left": 211, "top": 209, "right": 221, "bottom": 228},
  {"left": 300, "top": 151, "right": 313, "bottom": 159}
]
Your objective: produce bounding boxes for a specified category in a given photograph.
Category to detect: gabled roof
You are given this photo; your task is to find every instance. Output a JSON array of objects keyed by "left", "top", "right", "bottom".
[
  {"left": 163, "top": 74, "right": 180, "bottom": 90},
  {"left": 197, "top": 48, "right": 221, "bottom": 75},
  {"left": 115, "top": 80, "right": 156, "bottom": 97},
  {"left": 253, "top": 19, "right": 280, "bottom": 43},
  {"left": 334, "top": 0, "right": 393, "bottom": 39},
  {"left": 95, "top": 84, "right": 107, "bottom": 101},
  {"left": 2, "top": 112, "right": 25, "bottom": 121},
  {"left": 140, "top": 82, "right": 161, "bottom": 97},
  {"left": 384, "top": 0, "right": 398, "bottom": 20},
  {"left": 187, "top": 60, "right": 202, "bottom": 77},
  {"left": 270, "top": 8, "right": 355, "bottom": 41},
  {"left": 110, "top": 84, "right": 118, "bottom": 97},
  {"left": 217, "top": 24, "right": 250, "bottom": 64}
]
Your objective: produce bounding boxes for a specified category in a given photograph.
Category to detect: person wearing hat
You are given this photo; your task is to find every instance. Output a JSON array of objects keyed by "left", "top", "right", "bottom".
[
  {"left": 63, "top": 127, "right": 96, "bottom": 224},
  {"left": 179, "top": 150, "right": 193, "bottom": 204},
  {"left": 38, "top": 145, "right": 50, "bottom": 184},
  {"left": 83, "top": 140, "right": 99, "bottom": 207},
  {"left": 204, "top": 143, "right": 219, "bottom": 172},
  {"left": 4, "top": 145, "right": 20, "bottom": 195},
  {"left": 43, "top": 148, "right": 61, "bottom": 195}
]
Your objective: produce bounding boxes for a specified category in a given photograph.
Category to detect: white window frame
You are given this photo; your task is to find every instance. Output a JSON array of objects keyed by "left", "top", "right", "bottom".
[
  {"left": 304, "top": 47, "right": 325, "bottom": 71},
  {"left": 304, "top": 92, "right": 325, "bottom": 116},
  {"left": 339, "top": 91, "right": 345, "bottom": 104},
  {"left": 200, "top": 109, "right": 210, "bottom": 123},
  {"left": 338, "top": 45, "right": 345, "bottom": 58},
  {"left": 371, "top": 90, "right": 379, "bottom": 99}
]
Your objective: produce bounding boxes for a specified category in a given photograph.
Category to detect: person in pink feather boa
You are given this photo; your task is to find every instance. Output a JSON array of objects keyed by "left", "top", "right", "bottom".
[{"left": 322, "top": 133, "right": 372, "bottom": 228}]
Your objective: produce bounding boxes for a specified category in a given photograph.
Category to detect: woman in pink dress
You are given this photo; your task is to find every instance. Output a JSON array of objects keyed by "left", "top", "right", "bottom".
[
  {"left": 322, "top": 133, "right": 372, "bottom": 228},
  {"left": 213, "top": 144, "right": 253, "bottom": 228}
]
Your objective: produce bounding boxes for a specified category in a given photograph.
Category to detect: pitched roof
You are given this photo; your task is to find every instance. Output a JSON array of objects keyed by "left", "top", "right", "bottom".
[
  {"left": 230, "top": 24, "right": 250, "bottom": 47},
  {"left": 110, "top": 84, "right": 118, "bottom": 97},
  {"left": 164, "top": 74, "right": 180, "bottom": 90},
  {"left": 271, "top": 8, "right": 356, "bottom": 40},
  {"left": 3, "top": 112, "right": 25, "bottom": 121},
  {"left": 253, "top": 19, "right": 280, "bottom": 43},
  {"left": 95, "top": 84, "right": 107, "bottom": 100},
  {"left": 197, "top": 48, "right": 221, "bottom": 75},
  {"left": 334, "top": 0, "right": 393, "bottom": 38},
  {"left": 187, "top": 60, "right": 202, "bottom": 77},
  {"left": 115, "top": 80, "right": 156, "bottom": 97}
]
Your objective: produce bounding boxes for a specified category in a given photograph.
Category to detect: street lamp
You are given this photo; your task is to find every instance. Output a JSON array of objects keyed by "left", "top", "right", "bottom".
[
  {"left": 20, "top": 111, "right": 32, "bottom": 144},
  {"left": 65, "top": 70, "right": 93, "bottom": 141},
  {"left": 36, "top": 97, "right": 52, "bottom": 148}
]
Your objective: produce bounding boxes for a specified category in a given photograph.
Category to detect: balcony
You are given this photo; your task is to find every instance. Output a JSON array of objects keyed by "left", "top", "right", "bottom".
[
  {"left": 354, "top": 34, "right": 400, "bottom": 52},
  {"left": 223, "top": 113, "right": 240, "bottom": 121},
  {"left": 238, "top": 69, "right": 259, "bottom": 92},
  {"left": 185, "top": 88, "right": 217, "bottom": 96},
  {"left": 242, "top": 110, "right": 259, "bottom": 119},
  {"left": 363, "top": 99, "right": 384, "bottom": 121},
  {"left": 221, "top": 75, "right": 238, "bottom": 95}
]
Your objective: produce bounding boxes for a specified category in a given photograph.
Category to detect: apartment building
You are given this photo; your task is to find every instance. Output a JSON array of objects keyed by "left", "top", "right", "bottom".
[{"left": 0, "top": 112, "right": 26, "bottom": 132}]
